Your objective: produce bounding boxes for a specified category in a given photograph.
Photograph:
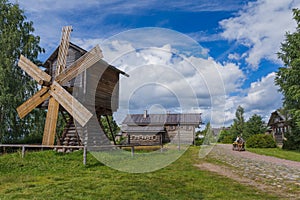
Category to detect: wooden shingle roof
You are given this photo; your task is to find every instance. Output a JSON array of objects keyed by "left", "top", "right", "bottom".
[
  {"left": 43, "top": 42, "right": 128, "bottom": 77},
  {"left": 122, "top": 113, "right": 201, "bottom": 126}
]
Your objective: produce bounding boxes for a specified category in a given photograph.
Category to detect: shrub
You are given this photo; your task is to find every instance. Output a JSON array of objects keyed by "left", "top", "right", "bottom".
[
  {"left": 221, "top": 135, "right": 235, "bottom": 144},
  {"left": 195, "top": 138, "right": 204, "bottom": 146},
  {"left": 218, "top": 129, "right": 235, "bottom": 144},
  {"left": 246, "top": 134, "right": 276, "bottom": 148}
]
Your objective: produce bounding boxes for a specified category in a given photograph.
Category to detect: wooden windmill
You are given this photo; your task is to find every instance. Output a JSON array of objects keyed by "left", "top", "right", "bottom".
[{"left": 17, "top": 26, "right": 103, "bottom": 145}]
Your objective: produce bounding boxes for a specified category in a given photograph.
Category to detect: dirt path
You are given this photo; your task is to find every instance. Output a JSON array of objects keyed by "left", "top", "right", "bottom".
[{"left": 196, "top": 144, "right": 300, "bottom": 199}]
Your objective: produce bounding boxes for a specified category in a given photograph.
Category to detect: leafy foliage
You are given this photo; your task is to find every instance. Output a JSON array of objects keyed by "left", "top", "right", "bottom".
[
  {"left": 243, "top": 114, "right": 267, "bottom": 140},
  {"left": 229, "top": 105, "right": 245, "bottom": 139},
  {"left": 195, "top": 122, "right": 216, "bottom": 145},
  {"left": 0, "top": 0, "right": 44, "bottom": 143},
  {"left": 219, "top": 106, "right": 267, "bottom": 144},
  {"left": 218, "top": 129, "right": 234, "bottom": 143},
  {"left": 275, "top": 8, "right": 300, "bottom": 150},
  {"left": 100, "top": 115, "right": 120, "bottom": 144},
  {"left": 246, "top": 134, "right": 276, "bottom": 148}
]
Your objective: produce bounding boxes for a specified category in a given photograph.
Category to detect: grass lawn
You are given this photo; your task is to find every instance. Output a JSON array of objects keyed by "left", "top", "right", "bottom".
[
  {"left": 247, "top": 147, "right": 300, "bottom": 162},
  {"left": 0, "top": 147, "right": 279, "bottom": 199}
]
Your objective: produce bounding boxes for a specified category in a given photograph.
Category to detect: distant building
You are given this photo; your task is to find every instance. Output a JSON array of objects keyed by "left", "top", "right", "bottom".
[
  {"left": 121, "top": 111, "right": 202, "bottom": 145},
  {"left": 267, "top": 110, "right": 290, "bottom": 145},
  {"left": 211, "top": 128, "right": 222, "bottom": 136}
]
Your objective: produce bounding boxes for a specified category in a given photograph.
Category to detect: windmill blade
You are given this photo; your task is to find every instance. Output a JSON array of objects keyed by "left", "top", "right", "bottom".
[
  {"left": 56, "top": 26, "right": 72, "bottom": 76},
  {"left": 42, "top": 97, "right": 59, "bottom": 145},
  {"left": 49, "top": 81, "right": 92, "bottom": 126},
  {"left": 18, "top": 55, "right": 51, "bottom": 85},
  {"left": 17, "top": 87, "right": 50, "bottom": 119},
  {"left": 56, "top": 26, "right": 72, "bottom": 75},
  {"left": 55, "top": 45, "right": 103, "bottom": 84}
]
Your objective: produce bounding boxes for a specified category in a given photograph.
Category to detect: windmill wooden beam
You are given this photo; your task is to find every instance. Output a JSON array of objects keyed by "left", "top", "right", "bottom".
[{"left": 16, "top": 26, "right": 102, "bottom": 145}]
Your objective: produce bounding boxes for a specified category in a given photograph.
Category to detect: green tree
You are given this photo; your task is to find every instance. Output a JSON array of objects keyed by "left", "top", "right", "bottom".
[
  {"left": 218, "top": 128, "right": 234, "bottom": 144},
  {"left": 229, "top": 105, "right": 245, "bottom": 140},
  {"left": 243, "top": 114, "right": 267, "bottom": 140},
  {"left": 275, "top": 8, "right": 300, "bottom": 150},
  {"left": 100, "top": 115, "right": 120, "bottom": 144},
  {"left": 0, "top": 0, "right": 45, "bottom": 143},
  {"left": 195, "top": 122, "right": 215, "bottom": 145}
]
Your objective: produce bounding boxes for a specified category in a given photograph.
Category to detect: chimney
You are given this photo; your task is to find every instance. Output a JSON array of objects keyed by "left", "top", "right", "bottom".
[{"left": 143, "top": 110, "right": 148, "bottom": 118}]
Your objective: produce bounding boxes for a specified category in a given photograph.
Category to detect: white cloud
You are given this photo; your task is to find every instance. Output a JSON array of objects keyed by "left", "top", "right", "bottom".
[
  {"left": 86, "top": 27, "right": 283, "bottom": 128},
  {"left": 243, "top": 72, "right": 283, "bottom": 117},
  {"left": 220, "top": 0, "right": 300, "bottom": 69},
  {"left": 11, "top": 0, "right": 286, "bottom": 127},
  {"left": 72, "top": 38, "right": 104, "bottom": 51},
  {"left": 228, "top": 53, "right": 240, "bottom": 60},
  {"left": 223, "top": 72, "right": 283, "bottom": 124},
  {"left": 13, "top": 0, "right": 251, "bottom": 60},
  {"left": 99, "top": 34, "right": 246, "bottom": 127}
]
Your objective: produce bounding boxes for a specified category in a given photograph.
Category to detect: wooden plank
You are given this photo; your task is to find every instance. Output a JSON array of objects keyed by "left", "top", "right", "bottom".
[
  {"left": 18, "top": 55, "right": 51, "bottom": 84},
  {"left": 55, "top": 45, "right": 103, "bottom": 84},
  {"left": 42, "top": 97, "right": 59, "bottom": 145},
  {"left": 17, "top": 87, "right": 50, "bottom": 118},
  {"left": 56, "top": 26, "right": 72, "bottom": 75},
  {"left": 49, "top": 81, "right": 92, "bottom": 126}
]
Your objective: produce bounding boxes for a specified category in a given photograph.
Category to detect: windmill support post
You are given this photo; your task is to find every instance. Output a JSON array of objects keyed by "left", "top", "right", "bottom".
[
  {"left": 83, "top": 146, "right": 87, "bottom": 165},
  {"left": 105, "top": 115, "right": 117, "bottom": 145}
]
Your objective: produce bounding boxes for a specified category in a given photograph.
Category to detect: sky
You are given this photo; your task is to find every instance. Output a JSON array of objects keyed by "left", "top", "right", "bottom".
[{"left": 12, "top": 0, "right": 300, "bottom": 127}]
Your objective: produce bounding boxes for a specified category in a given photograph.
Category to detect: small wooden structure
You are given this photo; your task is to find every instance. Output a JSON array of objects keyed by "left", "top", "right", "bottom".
[
  {"left": 267, "top": 110, "right": 290, "bottom": 145},
  {"left": 16, "top": 26, "right": 127, "bottom": 148},
  {"left": 121, "top": 111, "right": 201, "bottom": 145}
]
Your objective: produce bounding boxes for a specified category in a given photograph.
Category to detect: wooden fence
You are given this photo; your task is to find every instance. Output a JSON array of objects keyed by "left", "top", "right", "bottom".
[{"left": 0, "top": 144, "right": 163, "bottom": 165}]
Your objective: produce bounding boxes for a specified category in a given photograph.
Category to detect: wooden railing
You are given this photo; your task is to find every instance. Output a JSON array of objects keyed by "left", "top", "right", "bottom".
[{"left": 0, "top": 144, "right": 165, "bottom": 165}]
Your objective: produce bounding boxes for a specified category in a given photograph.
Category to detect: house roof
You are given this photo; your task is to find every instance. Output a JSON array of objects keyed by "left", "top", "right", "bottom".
[
  {"left": 121, "top": 126, "right": 165, "bottom": 134},
  {"left": 122, "top": 113, "right": 201, "bottom": 126},
  {"left": 267, "top": 110, "right": 290, "bottom": 126},
  {"left": 43, "top": 42, "right": 128, "bottom": 77}
]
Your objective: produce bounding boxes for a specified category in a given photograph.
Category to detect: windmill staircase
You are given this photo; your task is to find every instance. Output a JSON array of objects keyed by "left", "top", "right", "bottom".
[
  {"left": 58, "top": 117, "right": 83, "bottom": 152},
  {"left": 58, "top": 114, "right": 116, "bottom": 152}
]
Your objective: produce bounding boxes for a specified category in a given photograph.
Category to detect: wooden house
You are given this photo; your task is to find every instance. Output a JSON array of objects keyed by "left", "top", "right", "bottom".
[
  {"left": 267, "top": 110, "right": 290, "bottom": 144},
  {"left": 43, "top": 42, "right": 128, "bottom": 147},
  {"left": 121, "top": 111, "right": 201, "bottom": 145}
]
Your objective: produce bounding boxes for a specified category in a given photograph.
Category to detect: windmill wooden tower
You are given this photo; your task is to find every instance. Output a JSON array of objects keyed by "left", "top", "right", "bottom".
[{"left": 17, "top": 26, "right": 126, "bottom": 146}]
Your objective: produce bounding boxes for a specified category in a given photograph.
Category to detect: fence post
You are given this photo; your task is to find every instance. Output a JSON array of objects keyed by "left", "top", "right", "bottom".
[
  {"left": 178, "top": 124, "right": 181, "bottom": 151},
  {"left": 83, "top": 146, "right": 87, "bottom": 165},
  {"left": 131, "top": 146, "right": 134, "bottom": 157},
  {"left": 22, "top": 145, "right": 25, "bottom": 158}
]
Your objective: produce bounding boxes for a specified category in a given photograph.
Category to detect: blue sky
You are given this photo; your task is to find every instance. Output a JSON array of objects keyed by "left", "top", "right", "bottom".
[{"left": 14, "top": 0, "right": 300, "bottom": 127}]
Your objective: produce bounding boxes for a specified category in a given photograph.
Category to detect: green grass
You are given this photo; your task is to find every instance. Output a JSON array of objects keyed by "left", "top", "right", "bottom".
[
  {"left": 0, "top": 147, "right": 279, "bottom": 199},
  {"left": 247, "top": 147, "right": 300, "bottom": 162}
]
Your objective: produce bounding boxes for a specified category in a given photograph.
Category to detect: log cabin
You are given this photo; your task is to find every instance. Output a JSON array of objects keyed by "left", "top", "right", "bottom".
[
  {"left": 121, "top": 110, "right": 202, "bottom": 146},
  {"left": 267, "top": 110, "right": 290, "bottom": 145}
]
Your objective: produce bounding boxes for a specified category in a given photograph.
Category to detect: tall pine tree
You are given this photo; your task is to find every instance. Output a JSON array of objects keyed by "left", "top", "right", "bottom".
[
  {"left": 243, "top": 114, "right": 266, "bottom": 140},
  {"left": 229, "top": 105, "right": 245, "bottom": 140},
  {"left": 0, "top": 0, "right": 45, "bottom": 143},
  {"left": 275, "top": 8, "right": 300, "bottom": 150}
]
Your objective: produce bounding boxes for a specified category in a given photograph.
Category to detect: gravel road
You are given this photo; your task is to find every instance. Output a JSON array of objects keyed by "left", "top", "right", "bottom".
[{"left": 197, "top": 144, "right": 300, "bottom": 199}]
